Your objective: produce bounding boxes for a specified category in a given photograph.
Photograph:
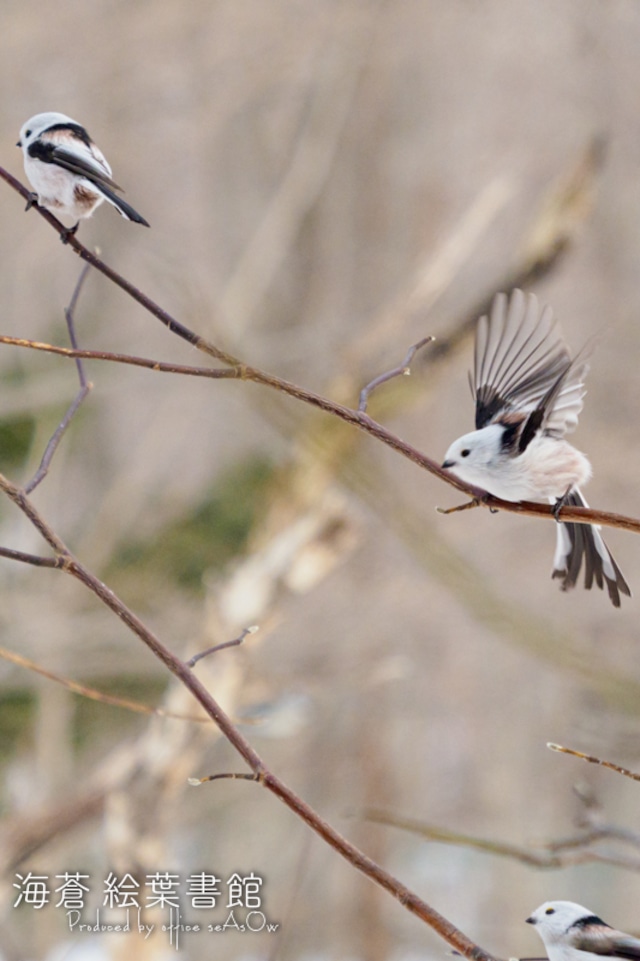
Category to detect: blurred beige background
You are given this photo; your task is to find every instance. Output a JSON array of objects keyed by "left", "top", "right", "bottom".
[{"left": 1, "top": 1, "right": 640, "bottom": 959}]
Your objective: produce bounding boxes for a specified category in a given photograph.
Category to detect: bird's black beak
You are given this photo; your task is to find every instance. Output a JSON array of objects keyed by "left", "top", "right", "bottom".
[
  {"left": 525, "top": 917, "right": 536, "bottom": 925},
  {"left": 16, "top": 140, "right": 21, "bottom": 148},
  {"left": 442, "top": 460, "right": 454, "bottom": 469}
]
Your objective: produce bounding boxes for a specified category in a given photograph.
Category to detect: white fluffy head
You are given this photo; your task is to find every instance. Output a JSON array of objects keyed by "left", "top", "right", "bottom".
[
  {"left": 18, "top": 112, "right": 78, "bottom": 149},
  {"left": 526, "top": 901, "right": 603, "bottom": 943},
  {"left": 442, "top": 424, "right": 504, "bottom": 485}
]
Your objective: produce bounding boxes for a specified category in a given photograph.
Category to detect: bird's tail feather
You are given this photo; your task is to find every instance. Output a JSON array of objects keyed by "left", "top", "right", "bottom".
[
  {"left": 98, "top": 183, "right": 149, "bottom": 226},
  {"left": 552, "top": 489, "right": 630, "bottom": 608}
]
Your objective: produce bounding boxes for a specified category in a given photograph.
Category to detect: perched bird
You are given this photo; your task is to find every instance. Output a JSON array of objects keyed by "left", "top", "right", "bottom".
[
  {"left": 526, "top": 900, "right": 640, "bottom": 961},
  {"left": 441, "top": 289, "right": 630, "bottom": 607},
  {"left": 17, "top": 111, "right": 149, "bottom": 230}
]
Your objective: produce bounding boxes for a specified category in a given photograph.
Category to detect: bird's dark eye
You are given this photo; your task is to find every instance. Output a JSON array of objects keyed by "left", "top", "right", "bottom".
[
  {"left": 24, "top": 129, "right": 32, "bottom": 138},
  {"left": 545, "top": 908, "right": 555, "bottom": 915},
  {"left": 461, "top": 449, "right": 470, "bottom": 458}
]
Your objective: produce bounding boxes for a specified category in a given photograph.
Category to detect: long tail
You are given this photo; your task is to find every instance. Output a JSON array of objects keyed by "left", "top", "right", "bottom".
[
  {"left": 552, "top": 489, "right": 631, "bottom": 608},
  {"left": 97, "top": 183, "right": 150, "bottom": 226}
]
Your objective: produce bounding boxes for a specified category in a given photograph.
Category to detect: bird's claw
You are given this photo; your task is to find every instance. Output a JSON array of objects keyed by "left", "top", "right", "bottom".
[
  {"left": 437, "top": 494, "right": 500, "bottom": 516},
  {"left": 437, "top": 497, "right": 487, "bottom": 516},
  {"left": 59, "top": 223, "right": 79, "bottom": 245},
  {"left": 552, "top": 488, "right": 572, "bottom": 523}
]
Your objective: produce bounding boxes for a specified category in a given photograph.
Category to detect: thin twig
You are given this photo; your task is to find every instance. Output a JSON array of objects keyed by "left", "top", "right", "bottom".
[
  {"left": 0, "top": 547, "right": 60, "bottom": 568},
  {"left": 0, "top": 645, "right": 211, "bottom": 723},
  {"left": 358, "top": 337, "right": 434, "bottom": 412},
  {"left": 363, "top": 810, "right": 640, "bottom": 872},
  {"left": 24, "top": 389, "right": 91, "bottom": 494},
  {"left": 548, "top": 743, "right": 640, "bottom": 783},
  {"left": 545, "top": 825, "right": 640, "bottom": 853},
  {"left": 0, "top": 336, "right": 239, "bottom": 379},
  {"left": 189, "top": 772, "right": 262, "bottom": 785},
  {"left": 187, "top": 626, "right": 258, "bottom": 668},
  {"left": 65, "top": 263, "right": 91, "bottom": 386},
  {"left": 24, "top": 264, "right": 93, "bottom": 493},
  {"left": 436, "top": 498, "right": 483, "bottom": 515}
]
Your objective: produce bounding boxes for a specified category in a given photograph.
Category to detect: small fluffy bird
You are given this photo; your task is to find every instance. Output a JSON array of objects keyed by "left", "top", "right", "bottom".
[
  {"left": 17, "top": 112, "right": 149, "bottom": 229},
  {"left": 526, "top": 900, "right": 640, "bottom": 961},
  {"left": 441, "top": 289, "right": 630, "bottom": 607}
]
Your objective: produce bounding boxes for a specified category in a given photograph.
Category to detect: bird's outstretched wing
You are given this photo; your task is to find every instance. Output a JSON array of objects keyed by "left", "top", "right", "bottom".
[{"left": 473, "top": 289, "right": 588, "bottom": 438}]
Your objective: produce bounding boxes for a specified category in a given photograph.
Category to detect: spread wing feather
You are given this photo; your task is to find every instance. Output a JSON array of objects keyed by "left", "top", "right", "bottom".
[{"left": 473, "top": 289, "right": 588, "bottom": 437}]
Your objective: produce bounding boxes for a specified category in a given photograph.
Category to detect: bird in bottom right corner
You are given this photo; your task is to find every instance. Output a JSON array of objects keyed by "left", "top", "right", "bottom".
[{"left": 526, "top": 900, "right": 640, "bottom": 961}]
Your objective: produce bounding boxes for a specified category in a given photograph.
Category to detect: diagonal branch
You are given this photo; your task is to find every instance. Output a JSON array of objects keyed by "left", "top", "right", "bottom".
[
  {"left": 0, "top": 645, "right": 210, "bottom": 722},
  {"left": 1, "top": 164, "right": 636, "bottom": 536},
  {"left": 1, "top": 341, "right": 638, "bottom": 534},
  {"left": 548, "top": 743, "right": 640, "bottom": 783},
  {"left": 0, "top": 466, "right": 499, "bottom": 961}
]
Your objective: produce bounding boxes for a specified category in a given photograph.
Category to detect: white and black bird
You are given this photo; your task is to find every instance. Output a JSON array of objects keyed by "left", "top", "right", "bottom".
[
  {"left": 441, "top": 289, "right": 630, "bottom": 607},
  {"left": 526, "top": 900, "right": 640, "bottom": 961},
  {"left": 17, "top": 112, "right": 149, "bottom": 229}
]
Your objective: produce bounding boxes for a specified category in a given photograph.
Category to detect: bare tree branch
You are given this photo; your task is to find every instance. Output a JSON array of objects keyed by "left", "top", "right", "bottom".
[
  {"left": 24, "top": 264, "right": 93, "bottom": 492},
  {"left": 0, "top": 645, "right": 210, "bottom": 722},
  {"left": 548, "top": 743, "right": 640, "bottom": 783},
  {"left": 0, "top": 467, "right": 499, "bottom": 960},
  {"left": 0, "top": 335, "right": 239, "bottom": 379},
  {"left": 1, "top": 163, "right": 635, "bottom": 537},
  {"left": 187, "top": 626, "right": 258, "bottom": 667},
  {"left": 0, "top": 547, "right": 60, "bottom": 568},
  {"left": 358, "top": 337, "right": 435, "bottom": 412}
]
